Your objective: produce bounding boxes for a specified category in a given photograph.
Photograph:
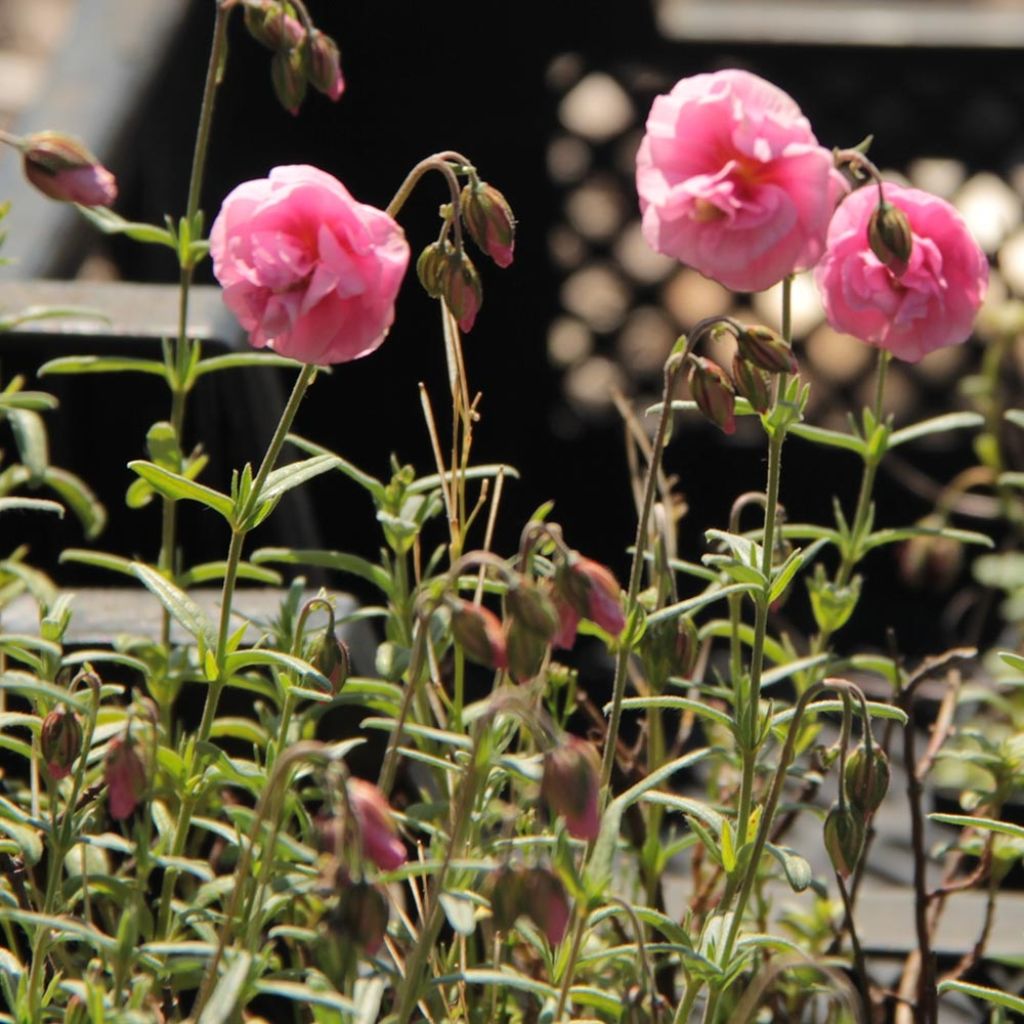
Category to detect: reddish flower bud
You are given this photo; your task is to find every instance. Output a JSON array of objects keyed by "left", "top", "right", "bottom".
[
  {"left": 640, "top": 615, "right": 699, "bottom": 687},
  {"left": 40, "top": 705, "right": 82, "bottom": 780},
  {"left": 460, "top": 180, "right": 516, "bottom": 268},
  {"left": 688, "top": 356, "right": 736, "bottom": 435},
  {"left": 104, "top": 735, "right": 147, "bottom": 820},
  {"left": 416, "top": 241, "right": 450, "bottom": 298},
  {"left": 487, "top": 865, "right": 526, "bottom": 931},
  {"left": 505, "top": 618, "right": 548, "bottom": 683},
  {"left": 507, "top": 580, "right": 559, "bottom": 640},
  {"left": 441, "top": 250, "right": 483, "bottom": 332},
  {"left": 731, "top": 355, "right": 772, "bottom": 414},
  {"left": 868, "top": 199, "right": 913, "bottom": 277},
  {"left": 736, "top": 325, "right": 797, "bottom": 376},
  {"left": 450, "top": 599, "right": 508, "bottom": 670},
  {"left": 308, "top": 629, "right": 350, "bottom": 695},
  {"left": 21, "top": 131, "right": 117, "bottom": 207},
  {"left": 308, "top": 30, "right": 344, "bottom": 102},
  {"left": 843, "top": 746, "right": 890, "bottom": 816},
  {"left": 556, "top": 554, "right": 626, "bottom": 638},
  {"left": 271, "top": 47, "right": 308, "bottom": 115},
  {"left": 823, "top": 805, "right": 864, "bottom": 879},
  {"left": 243, "top": 0, "right": 305, "bottom": 51},
  {"left": 328, "top": 879, "right": 389, "bottom": 954},
  {"left": 522, "top": 867, "right": 570, "bottom": 945},
  {"left": 542, "top": 735, "right": 601, "bottom": 840},
  {"left": 552, "top": 597, "right": 581, "bottom": 651},
  {"left": 347, "top": 779, "right": 407, "bottom": 872}
]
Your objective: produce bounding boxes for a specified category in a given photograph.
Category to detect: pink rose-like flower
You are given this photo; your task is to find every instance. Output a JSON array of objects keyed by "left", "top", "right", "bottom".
[
  {"left": 210, "top": 165, "right": 410, "bottom": 364},
  {"left": 636, "top": 69, "right": 844, "bottom": 293},
  {"left": 348, "top": 778, "right": 407, "bottom": 872},
  {"left": 814, "top": 183, "right": 989, "bottom": 363}
]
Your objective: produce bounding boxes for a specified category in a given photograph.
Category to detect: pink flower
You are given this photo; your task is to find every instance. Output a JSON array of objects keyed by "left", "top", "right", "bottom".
[
  {"left": 814, "top": 183, "right": 989, "bottom": 363},
  {"left": 347, "top": 779, "right": 407, "bottom": 871},
  {"left": 210, "top": 165, "right": 410, "bottom": 364},
  {"left": 636, "top": 69, "right": 844, "bottom": 293}
]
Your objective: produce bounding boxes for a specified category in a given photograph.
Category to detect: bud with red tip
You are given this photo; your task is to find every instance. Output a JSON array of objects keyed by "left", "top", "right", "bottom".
[
  {"left": 542, "top": 735, "right": 601, "bottom": 840},
  {"left": 328, "top": 879, "right": 390, "bottom": 954},
  {"left": 507, "top": 580, "right": 559, "bottom": 640},
  {"left": 868, "top": 199, "right": 913, "bottom": 277},
  {"left": 21, "top": 132, "right": 117, "bottom": 207},
  {"left": 843, "top": 745, "right": 890, "bottom": 816},
  {"left": 308, "top": 30, "right": 344, "bottom": 102},
  {"left": 688, "top": 356, "right": 736, "bottom": 435},
  {"left": 556, "top": 554, "right": 626, "bottom": 638},
  {"left": 347, "top": 778, "right": 407, "bottom": 872},
  {"left": 823, "top": 805, "right": 864, "bottom": 879},
  {"left": 521, "top": 867, "right": 570, "bottom": 945},
  {"left": 450, "top": 599, "right": 508, "bottom": 670},
  {"left": 731, "top": 355, "right": 772, "bottom": 414},
  {"left": 736, "top": 325, "right": 797, "bottom": 376},
  {"left": 40, "top": 705, "right": 82, "bottom": 780},
  {"left": 104, "top": 734, "right": 147, "bottom": 820},
  {"left": 460, "top": 180, "right": 516, "bottom": 268},
  {"left": 243, "top": 0, "right": 305, "bottom": 51},
  {"left": 271, "top": 47, "right": 308, "bottom": 115},
  {"left": 552, "top": 597, "right": 581, "bottom": 651},
  {"left": 441, "top": 250, "right": 483, "bottom": 332}
]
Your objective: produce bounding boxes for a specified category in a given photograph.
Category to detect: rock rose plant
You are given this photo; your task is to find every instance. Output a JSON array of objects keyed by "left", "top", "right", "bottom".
[{"left": 1, "top": 9, "right": 1021, "bottom": 1024}]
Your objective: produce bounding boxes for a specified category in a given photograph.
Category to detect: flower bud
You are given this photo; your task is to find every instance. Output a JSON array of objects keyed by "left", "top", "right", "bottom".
[
  {"left": 542, "top": 735, "right": 601, "bottom": 840},
  {"left": 823, "top": 805, "right": 864, "bottom": 879},
  {"left": 40, "top": 705, "right": 82, "bottom": 780},
  {"left": 460, "top": 181, "right": 516, "bottom": 268},
  {"left": 416, "top": 241, "right": 450, "bottom": 298},
  {"left": 640, "top": 616, "right": 699, "bottom": 688},
  {"left": 271, "top": 47, "right": 308, "bottom": 115},
  {"left": 308, "top": 630, "right": 350, "bottom": 695},
  {"left": 688, "top": 356, "right": 736, "bottom": 435},
  {"left": 21, "top": 131, "right": 117, "bottom": 207},
  {"left": 505, "top": 617, "right": 548, "bottom": 683},
  {"left": 521, "top": 867, "right": 570, "bottom": 945},
  {"left": 507, "top": 580, "right": 559, "bottom": 640},
  {"left": 843, "top": 745, "right": 890, "bottom": 816},
  {"left": 556, "top": 553, "right": 626, "bottom": 638},
  {"left": 243, "top": 0, "right": 305, "bottom": 51},
  {"left": 328, "top": 880, "right": 389, "bottom": 954},
  {"left": 868, "top": 199, "right": 913, "bottom": 277},
  {"left": 347, "top": 778, "right": 407, "bottom": 872},
  {"left": 736, "top": 325, "right": 798, "bottom": 376},
  {"left": 450, "top": 599, "right": 508, "bottom": 670},
  {"left": 308, "top": 30, "right": 344, "bottom": 101},
  {"left": 487, "top": 865, "right": 525, "bottom": 931},
  {"left": 731, "top": 355, "right": 772, "bottom": 414},
  {"left": 806, "top": 564, "right": 861, "bottom": 635},
  {"left": 104, "top": 735, "right": 147, "bottom": 820},
  {"left": 441, "top": 250, "right": 483, "bottom": 332},
  {"left": 552, "top": 597, "right": 580, "bottom": 651},
  {"left": 898, "top": 516, "right": 963, "bottom": 591}
]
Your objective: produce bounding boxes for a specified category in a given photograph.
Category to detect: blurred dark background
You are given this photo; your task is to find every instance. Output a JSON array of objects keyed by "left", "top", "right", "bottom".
[{"left": 1, "top": 0, "right": 1023, "bottom": 655}]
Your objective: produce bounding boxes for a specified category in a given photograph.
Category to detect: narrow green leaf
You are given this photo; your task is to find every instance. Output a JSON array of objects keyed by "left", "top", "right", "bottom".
[
  {"left": 760, "top": 653, "right": 832, "bottom": 689},
  {"left": 42, "top": 467, "right": 106, "bottom": 539},
  {"left": 930, "top": 813, "right": 1024, "bottom": 842},
  {"left": 225, "top": 649, "right": 332, "bottom": 693},
  {"left": 194, "top": 352, "right": 305, "bottom": 376},
  {"left": 439, "top": 891, "right": 477, "bottom": 936},
  {"left": 0, "top": 497, "right": 63, "bottom": 517},
  {"left": 788, "top": 422, "right": 866, "bottom": 455},
  {"left": 258, "top": 454, "right": 340, "bottom": 505},
  {"left": 0, "top": 671, "right": 88, "bottom": 711},
  {"left": 0, "top": 910, "right": 115, "bottom": 953},
  {"left": 286, "top": 434, "right": 384, "bottom": 498},
  {"left": 251, "top": 547, "right": 391, "bottom": 593},
  {"left": 407, "top": 463, "right": 520, "bottom": 494},
  {"left": 999, "top": 651, "right": 1024, "bottom": 674},
  {"left": 179, "top": 561, "right": 282, "bottom": 587},
  {"left": 720, "top": 819, "right": 737, "bottom": 873},
  {"left": 132, "top": 563, "right": 216, "bottom": 648},
  {"left": 60, "top": 548, "right": 135, "bottom": 577},
  {"left": 0, "top": 388, "right": 58, "bottom": 412},
  {"left": 889, "top": 412, "right": 984, "bottom": 448},
  {"left": 198, "top": 950, "right": 252, "bottom": 1024},
  {"left": 771, "top": 699, "right": 908, "bottom": 727},
  {"left": 612, "top": 696, "right": 733, "bottom": 732},
  {"left": 938, "top": 980, "right": 1024, "bottom": 1014},
  {"left": 864, "top": 525, "right": 993, "bottom": 552},
  {"left": 647, "top": 583, "right": 758, "bottom": 626},
  {"left": 128, "top": 461, "right": 234, "bottom": 521},
  {"left": 76, "top": 205, "right": 177, "bottom": 247},
  {"left": 9, "top": 410, "right": 47, "bottom": 480},
  {"left": 38, "top": 355, "right": 168, "bottom": 378},
  {"left": 252, "top": 980, "right": 355, "bottom": 1015}
]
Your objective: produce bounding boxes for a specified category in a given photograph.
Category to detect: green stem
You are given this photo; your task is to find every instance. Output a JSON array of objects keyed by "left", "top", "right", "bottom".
[{"left": 553, "top": 906, "right": 589, "bottom": 1021}]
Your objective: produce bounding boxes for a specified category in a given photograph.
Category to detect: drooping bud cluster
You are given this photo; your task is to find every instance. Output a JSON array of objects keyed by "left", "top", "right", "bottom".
[
  {"left": 104, "top": 733, "right": 147, "bottom": 820},
  {"left": 541, "top": 734, "right": 601, "bottom": 840},
  {"left": 460, "top": 180, "right": 516, "bottom": 269},
  {"left": 40, "top": 705, "right": 83, "bottom": 780},
  {"left": 241, "top": 0, "right": 344, "bottom": 114},
  {"left": 486, "top": 864, "right": 570, "bottom": 945},
  {"left": 440, "top": 249, "right": 483, "bottom": 332},
  {"left": 688, "top": 356, "right": 736, "bottom": 435},
  {"left": 843, "top": 745, "right": 890, "bottom": 816},
  {"left": 20, "top": 131, "right": 117, "bottom": 207}
]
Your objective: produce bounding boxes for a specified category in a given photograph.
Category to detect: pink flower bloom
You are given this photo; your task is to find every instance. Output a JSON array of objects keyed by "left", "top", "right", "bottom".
[
  {"left": 348, "top": 778, "right": 407, "bottom": 871},
  {"left": 636, "top": 69, "right": 844, "bottom": 293},
  {"left": 814, "top": 183, "right": 989, "bottom": 363},
  {"left": 210, "top": 165, "right": 410, "bottom": 364}
]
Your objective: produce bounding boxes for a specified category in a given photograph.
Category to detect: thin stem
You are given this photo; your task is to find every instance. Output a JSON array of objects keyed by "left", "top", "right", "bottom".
[
  {"left": 836, "top": 872, "right": 871, "bottom": 1014},
  {"left": 553, "top": 905, "right": 589, "bottom": 1021}
]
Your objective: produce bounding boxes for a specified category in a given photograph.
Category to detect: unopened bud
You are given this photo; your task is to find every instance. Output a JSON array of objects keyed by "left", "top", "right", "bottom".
[
  {"left": 542, "top": 735, "right": 601, "bottom": 840},
  {"left": 844, "top": 746, "right": 890, "bottom": 816},
  {"left": 347, "top": 778, "right": 407, "bottom": 872},
  {"left": 688, "top": 356, "right": 736, "bottom": 435},
  {"left": 898, "top": 516, "right": 963, "bottom": 591},
  {"left": 21, "top": 131, "right": 117, "bottom": 207},
  {"left": 416, "top": 241, "right": 450, "bottom": 298},
  {"left": 823, "top": 805, "right": 864, "bottom": 879},
  {"left": 505, "top": 617, "right": 548, "bottom": 683},
  {"left": 441, "top": 250, "right": 483, "bottom": 332},
  {"left": 521, "top": 867, "right": 570, "bottom": 945},
  {"left": 329, "top": 880, "right": 389, "bottom": 954},
  {"left": 736, "top": 325, "right": 797, "bottom": 376},
  {"left": 868, "top": 199, "right": 913, "bottom": 277},
  {"left": 460, "top": 180, "right": 516, "bottom": 268},
  {"left": 40, "top": 705, "right": 82, "bottom": 780},
  {"left": 243, "top": 0, "right": 305, "bottom": 51},
  {"left": 731, "top": 355, "right": 772, "bottom": 414},
  {"left": 449, "top": 599, "right": 508, "bottom": 671},
  {"left": 308, "top": 30, "right": 344, "bottom": 102},
  {"left": 308, "top": 630, "right": 350, "bottom": 695},
  {"left": 271, "top": 47, "right": 308, "bottom": 116},
  {"left": 507, "top": 580, "right": 559, "bottom": 639},
  {"left": 640, "top": 615, "right": 699, "bottom": 688},
  {"left": 104, "top": 735, "right": 147, "bottom": 820},
  {"left": 556, "top": 553, "right": 626, "bottom": 637},
  {"left": 487, "top": 865, "right": 526, "bottom": 931}
]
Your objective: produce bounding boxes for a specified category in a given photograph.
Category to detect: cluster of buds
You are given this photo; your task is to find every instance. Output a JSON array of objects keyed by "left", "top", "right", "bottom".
[
  {"left": 417, "top": 238, "right": 483, "bottom": 332},
  {"left": 541, "top": 734, "right": 601, "bottom": 840},
  {"left": 16, "top": 131, "right": 117, "bottom": 207},
  {"left": 242, "top": 0, "right": 344, "bottom": 114},
  {"left": 487, "top": 864, "right": 570, "bottom": 945},
  {"left": 824, "top": 741, "right": 889, "bottom": 879},
  {"left": 40, "top": 704, "right": 83, "bottom": 780},
  {"left": 687, "top": 322, "right": 798, "bottom": 433},
  {"left": 104, "top": 732, "right": 147, "bottom": 821}
]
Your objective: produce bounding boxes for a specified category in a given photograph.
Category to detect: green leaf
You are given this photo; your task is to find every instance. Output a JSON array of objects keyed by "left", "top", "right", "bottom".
[
  {"left": 0, "top": 671, "right": 89, "bottom": 711},
  {"left": 128, "top": 461, "right": 234, "bottom": 521},
  {"left": 0, "top": 909, "right": 115, "bottom": 953},
  {"left": 647, "top": 583, "right": 758, "bottom": 626},
  {"left": 0, "top": 816, "right": 42, "bottom": 865},
  {"left": 286, "top": 434, "right": 384, "bottom": 499},
  {"left": 938, "top": 979, "right": 1024, "bottom": 1014},
  {"left": 864, "top": 525, "right": 992, "bottom": 553},
  {"left": 42, "top": 467, "right": 106, "bottom": 539},
  {"left": 889, "top": 412, "right": 984, "bottom": 448},
  {"left": 9, "top": 410, "right": 47, "bottom": 480},
  {"left": 999, "top": 651, "right": 1024, "bottom": 674},
  {"left": 772, "top": 698, "right": 908, "bottom": 727},
  {"left": 430, "top": 968, "right": 554, "bottom": 1004},
  {"left": 407, "top": 463, "right": 520, "bottom": 494},
  {"left": 930, "top": 813, "right": 1024, "bottom": 842},
  {"left": 720, "top": 819, "right": 737, "bottom": 873},
  {"left": 131, "top": 563, "right": 216, "bottom": 648},
  {"left": 788, "top": 422, "right": 866, "bottom": 455},
  {"left": 225, "top": 648, "right": 333, "bottom": 694},
  {"left": 198, "top": 950, "right": 252, "bottom": 1024},
  {"left": 194, "top": 352, "right": 305, "bottom": 376},
  {"left": 257, "top": 454, "right": 340, "bottom": 506},
  {"left": 253, "top": 980, "right": 356, "bottom": 1015},
  {"left": 760, "top": 653, "right": 832, "bottom": 689},
  {"left": 76, "top": 205, "right": 176, "bottom": 247},
  {"left": 0, "top": 497, "right": 63, "bottom": 518},
  {"left": 439, "top": 891, "right": 477, "bottom": 936},
  {"left": 0, "top": 389, "right": 58, "bottom": 412},
  {"left": 251, "top": 547, "right": 391, "bottom": 593},
  {"left": 768, "top": 538, "right": 829, "bottom": 605},
  {"left": 60, "top": 548, "right": 135, "bottom": 577},
  {"left": 179, "top": 561, "right": 282, "bottom": 587},
  {"left": 38, "top": 354, "right": 169, "bottom": 379},
  {"left": 612, "top": 696, "right": 733, "bottom": 732}
]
